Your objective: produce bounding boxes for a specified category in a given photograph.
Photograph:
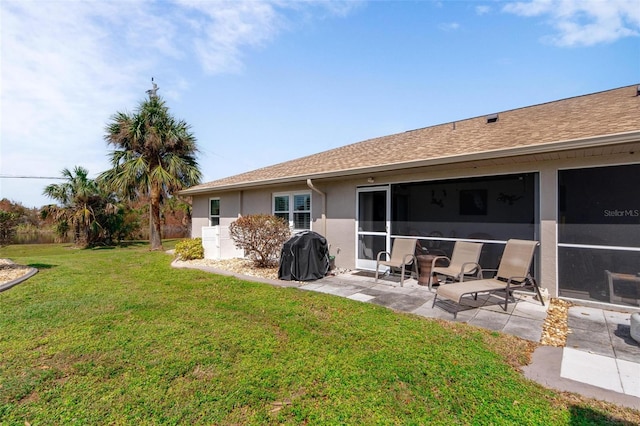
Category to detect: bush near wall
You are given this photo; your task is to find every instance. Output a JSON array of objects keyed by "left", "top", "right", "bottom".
[
  {"left": 229, "top": 214, "right": 290, "bottom": 267},
  {"left": 174, "top": 238, "right": 204, "bottom": 260}
]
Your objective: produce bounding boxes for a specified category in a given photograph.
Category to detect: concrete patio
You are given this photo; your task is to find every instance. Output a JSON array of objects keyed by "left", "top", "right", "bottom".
[{"left": 303, "top": 270, "right": 549, "bottom": 342}]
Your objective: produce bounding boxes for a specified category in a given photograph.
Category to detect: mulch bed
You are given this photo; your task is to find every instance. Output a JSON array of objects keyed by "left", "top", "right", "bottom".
[{"left": 540, "top": 298, "right": 572, "bottom": 347}]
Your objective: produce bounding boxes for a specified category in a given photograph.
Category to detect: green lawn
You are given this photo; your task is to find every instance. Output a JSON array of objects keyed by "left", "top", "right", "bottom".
[{"left": 1, "top": 243, "right": 638, "bottom": 425}]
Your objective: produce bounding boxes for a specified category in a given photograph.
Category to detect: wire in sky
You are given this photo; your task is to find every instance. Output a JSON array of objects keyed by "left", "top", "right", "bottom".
[{"left": 0, "top": 175, "right": 65, "bottom": 179}]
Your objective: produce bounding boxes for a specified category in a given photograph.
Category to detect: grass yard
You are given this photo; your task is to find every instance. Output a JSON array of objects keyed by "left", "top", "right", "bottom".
[{"left": 1, "top": 243, "right": 638, "bottom": 425}]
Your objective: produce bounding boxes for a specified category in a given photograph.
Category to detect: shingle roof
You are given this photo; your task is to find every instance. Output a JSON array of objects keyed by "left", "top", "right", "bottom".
[{"left": 183, "top": 85, "right": 640, "bottom": 194}]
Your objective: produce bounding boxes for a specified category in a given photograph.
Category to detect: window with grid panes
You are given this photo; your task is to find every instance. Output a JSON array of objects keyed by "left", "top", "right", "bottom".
[{"left": 273, "top": 193, "right": 311, "bottom": 231}]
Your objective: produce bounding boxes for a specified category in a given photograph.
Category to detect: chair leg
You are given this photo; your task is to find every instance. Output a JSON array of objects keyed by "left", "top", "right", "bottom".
[
  {"left": 501, "top": 287, "right": 514, "bottom": 312},
  {"left": 375, "top": 265, "right": 380, "bottom": 283},
  {"left": 400, "top": 265, "right": 406, "bottom": 287},
  {"left": 531, "top": 278, "right": 545, "bottom": 307},
  {"left": 432, "top": 292, "right": 461, "bottom": 319}
]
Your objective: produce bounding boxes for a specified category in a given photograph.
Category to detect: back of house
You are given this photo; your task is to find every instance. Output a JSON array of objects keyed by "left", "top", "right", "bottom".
[{"left": 181, "top": 84, "right": 640, "bottom": 310}]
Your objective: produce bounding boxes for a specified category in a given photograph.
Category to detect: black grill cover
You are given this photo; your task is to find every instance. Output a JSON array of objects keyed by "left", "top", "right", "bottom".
[{"left": 278, "top": 231, "right": 330, "bottom": 281}]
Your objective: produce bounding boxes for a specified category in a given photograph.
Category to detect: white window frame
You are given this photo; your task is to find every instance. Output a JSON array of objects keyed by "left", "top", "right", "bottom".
[
  {"left": 273, "top": 192, "right": 311, "bottom": 232},
  {"left": 209, "top": 197, "right": 220, "bottom": 226}
]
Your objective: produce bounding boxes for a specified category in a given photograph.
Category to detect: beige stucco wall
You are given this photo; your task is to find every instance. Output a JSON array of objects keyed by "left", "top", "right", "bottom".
[
  {"left": 191, "top": 192, "right": 243, "bottom": 259},
  {"left": 192, "top": 192, "right": 241, "bottom": 237},
  {"left": 538, "top": 165, "right": 557, "bottom": 299},
  {"left": 315, "top": 180, "right": 357, "bottom": 269},
  {"left": 191, "top": 194, "right": 209, "bottom": 238}
]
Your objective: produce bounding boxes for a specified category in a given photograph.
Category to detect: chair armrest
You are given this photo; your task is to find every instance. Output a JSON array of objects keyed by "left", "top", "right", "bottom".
[
  {"left": 504, "top": 276, "right": 531, "bottom": 289},
  {"left": 431, "top": 256, "right": 450, "bottom": 269},
  {"left": 480, "top": 268, "right": 498, "bottom": 279},
  {"left": 457, "top": 262, "right": 482, "bottom": 282},
  {"left": 460, "top": 262, "right": 481, "bottom": 274},
  {"left": 607, "top": 271, "right": 640, "bottom": 283},
  {"left": 376, "top": 251, "right": 391, "bottom": 262}
]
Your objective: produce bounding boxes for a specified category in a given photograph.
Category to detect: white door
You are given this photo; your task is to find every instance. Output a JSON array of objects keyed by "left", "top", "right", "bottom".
[{"left": 356, "top": 186, "right": 390, "bottom": 270}]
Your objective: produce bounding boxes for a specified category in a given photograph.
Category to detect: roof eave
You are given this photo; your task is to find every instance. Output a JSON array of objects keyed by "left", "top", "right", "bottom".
[{"left": 180, "top": 130, "right": 640, "bottom": 195}]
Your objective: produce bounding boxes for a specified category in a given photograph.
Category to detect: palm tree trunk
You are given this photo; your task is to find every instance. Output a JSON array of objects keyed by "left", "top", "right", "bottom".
[
  {"left": 149, "top": 189, "right": 163, "bottom": 251},
  {"left": 74, "top": 222, "right": 81, "bottom": 245}
]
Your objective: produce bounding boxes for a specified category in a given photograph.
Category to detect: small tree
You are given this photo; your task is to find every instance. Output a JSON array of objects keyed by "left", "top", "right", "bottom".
[
  {"left": 229, "top": 214, "right": 291, "bottom": 267},
  {"left": 42, "top": 166, "right": 131, "bottom": 247},
  {"left": 0, "top": 210, "right": 19, "bottom": 247}
]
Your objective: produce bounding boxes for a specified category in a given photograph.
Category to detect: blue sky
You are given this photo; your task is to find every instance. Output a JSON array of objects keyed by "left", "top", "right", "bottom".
[{"left": 1, "top": 0, "right": 639, "bottom": 208}]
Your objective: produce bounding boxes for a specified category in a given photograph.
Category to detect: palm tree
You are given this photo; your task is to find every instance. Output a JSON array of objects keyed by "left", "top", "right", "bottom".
[
  {"left": 42, "top": 166, "right": 102, "bottom": 246},
  {"left": 99, "top": 95, "right": 202, "bottom": 250}
]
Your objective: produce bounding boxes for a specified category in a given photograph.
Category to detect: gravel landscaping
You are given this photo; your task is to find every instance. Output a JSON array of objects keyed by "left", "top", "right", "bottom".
[{"left": 0, "top": 259, "right": 33, "bottom": 285}]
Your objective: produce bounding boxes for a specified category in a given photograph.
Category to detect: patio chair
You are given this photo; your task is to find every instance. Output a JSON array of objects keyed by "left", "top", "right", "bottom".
[
  {"left": 605, "top": 270, "right": 640, "bottom": 306},
  {"left": 375, "top": 238, "right": 418, "bottom": 287},
  {"left": 428, "top": 241, "right": 483, "bottom": 291},
  {"left": 432, "top": 239, "right": 544, "bottom": 318}
]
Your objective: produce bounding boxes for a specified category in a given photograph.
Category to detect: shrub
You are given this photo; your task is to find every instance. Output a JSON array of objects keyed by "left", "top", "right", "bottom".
[
  {"left": 229, "top": 214, "right": 291, "bottom": 267},
  {"left": 0, "top": 210, "right": 18, "bottom": 247},
  {"left": 174, "top": 238, "right": 204, "bottom": 260}
]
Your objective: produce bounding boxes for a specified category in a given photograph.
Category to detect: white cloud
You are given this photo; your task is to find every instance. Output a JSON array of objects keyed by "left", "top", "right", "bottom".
[
  {"left": 0, "top": 0, "right": 359, "bottom": 207},
  {"left": 176, "top": 1, "right": 283, "bottom": 74},
  {"left": 438, "top": 22, "right": 461, "bottom": 31},
  {"left": 177, "top": 0, "right": 363, "bottom": 74},
  {"left": 503, "top": 0, "right": 640, "bottom": 46},
  {"left": 476, "top": 5, "right": 491, "bottom": 16},
  {"left": 1, "top": 1, "right": 145, "bottom": 178}
]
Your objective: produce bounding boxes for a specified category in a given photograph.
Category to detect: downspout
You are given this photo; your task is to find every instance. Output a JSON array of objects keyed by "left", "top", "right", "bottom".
[{"left": 306, "top": 179, "right": 326, "bottom": 236}]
